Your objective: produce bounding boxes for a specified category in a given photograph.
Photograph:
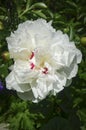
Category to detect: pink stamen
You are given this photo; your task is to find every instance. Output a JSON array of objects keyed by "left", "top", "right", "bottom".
[
  {"left": 30, "top": 52, "right": 34, "bottom": 59},
  {"left": 30, "top": 63, "right": 35, "bottom": 69},
  {"left": 42, "top": 67, "right": 48, "bottom": 74}
]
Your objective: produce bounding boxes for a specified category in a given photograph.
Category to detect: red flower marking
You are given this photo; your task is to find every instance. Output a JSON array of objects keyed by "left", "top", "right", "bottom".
[
  {"left": 30, "top": 52, "right": 34, "bottom": 59},
  {"left": 42, "top": 67, "right": 48, "bottom": 74},
  {"left": 30, "top": 63, "right": 35, "bottom": 69}
]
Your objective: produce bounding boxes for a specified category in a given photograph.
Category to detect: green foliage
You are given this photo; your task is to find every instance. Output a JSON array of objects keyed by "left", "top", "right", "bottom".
[
  {"left": 0, "top": 0, "right": 86, "bottom": 130},
  {"left": 7, "top": 102, "right": 36, "bottom": 130}
]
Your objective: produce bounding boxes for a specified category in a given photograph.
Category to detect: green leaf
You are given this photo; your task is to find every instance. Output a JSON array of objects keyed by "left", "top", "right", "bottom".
[
  {"left": 0, "top": 64, "right": 8, "bottom": 77},
  {"left": 0, "top": 7, "right": 6, "bottom": 12},
  {"left": 66, "top": 1, "right": 77, "bottom": 8},
  {"left": 80, "top": 72, "right": 86, "bottom": 80},
  {"left": 9, "top": 113, "right": 23, "bottom": 130},
  {"left": 26, "top": 0, "right": 32, "bottom": 9},
  {"left": 30, "top": 2, "right": 47, "bottom": 9},
  {"left": 47, "top": 10, "right": 54, "bottom": 18},
  {"left": 21, "top": 113, "right": 35, "bottom": 130},
  {"left": 69, "top": 26, "right": 74, "bottom": 41},
  {"left": 40, "top": 117, "right": 72, "bottom": 130},
  {"left": 0, "top": 15, "right": 7, "bottom": 20},
  {"left": 73, "top": 97, "right": 83, "bottom": 107},
  {"left": 32, "top": 10, "right": 47, "bottom": 19}
]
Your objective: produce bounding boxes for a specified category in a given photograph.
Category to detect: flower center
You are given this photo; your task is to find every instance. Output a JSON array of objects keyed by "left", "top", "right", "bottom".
[
  {"left": 42, "top": 67, "right": 48, "bottom": 74},
  {"left": 30, "top": 62, "right": 35, "bottom": 69},
  {"left": 29, "top": 51, "right": 48, "bottom": 74},
  {"left": 30, "top": 52, "right": 34, "bottom": 59}
]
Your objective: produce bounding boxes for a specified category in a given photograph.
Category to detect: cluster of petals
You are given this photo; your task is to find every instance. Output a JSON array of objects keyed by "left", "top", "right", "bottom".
[{"left": 6, "top": 19, "right": 82, "bottom": 102}]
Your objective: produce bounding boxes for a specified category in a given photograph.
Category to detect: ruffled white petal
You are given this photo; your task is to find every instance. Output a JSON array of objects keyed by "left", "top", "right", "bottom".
[
  {"left": 6, "top": 71, "right": 32, "bottom": 92},
  {"left": 17, "top": 90, "right": 35, "bottom": 101},
  {"left": 13, "top": 60, "right": 38, "bottom": 83},
  {"left": 6, "top": 71, "right": 23, "bottom": 92}
]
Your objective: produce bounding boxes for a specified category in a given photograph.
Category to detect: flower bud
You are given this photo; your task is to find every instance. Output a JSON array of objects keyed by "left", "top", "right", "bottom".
[
  {"left": 81, "top": 37, "right": 86, "bottom": 46},
  {"left": 63, "top": 27, "right": 69, "bottom": 33},
  {"left": 2, "top": 51, "right": 10, "bottom": 61}
]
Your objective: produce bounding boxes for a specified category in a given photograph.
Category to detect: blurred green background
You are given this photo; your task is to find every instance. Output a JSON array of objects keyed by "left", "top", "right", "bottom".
[{"left": 0, "top": 0, "right": 86, "bottom": 130}]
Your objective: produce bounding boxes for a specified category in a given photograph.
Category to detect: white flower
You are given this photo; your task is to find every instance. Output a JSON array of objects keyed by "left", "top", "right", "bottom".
[{"left": 6, "top": 19, "right": 82, "bottom": 102}]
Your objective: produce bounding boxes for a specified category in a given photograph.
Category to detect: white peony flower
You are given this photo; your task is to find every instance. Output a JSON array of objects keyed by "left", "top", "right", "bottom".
[{"left": 6, "top": 19, "right": 82, "bottom": 102}]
